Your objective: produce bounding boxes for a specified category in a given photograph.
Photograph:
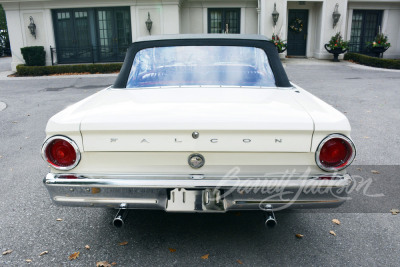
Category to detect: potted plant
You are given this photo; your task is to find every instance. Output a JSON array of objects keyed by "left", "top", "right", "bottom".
[
  {"left": 272, "top": 34, "right": 287, "bottom": 53},
  {"left": 324, "top": 32, "right": 349, "bottom": 62},
  {"left": 366, "top": 31, "right": 390, "bottom": 58}
]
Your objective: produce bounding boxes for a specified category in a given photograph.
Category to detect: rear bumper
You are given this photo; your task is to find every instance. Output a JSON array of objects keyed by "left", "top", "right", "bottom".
[{"left": 44, "top": 173, "right": 352, "bottom": 212}]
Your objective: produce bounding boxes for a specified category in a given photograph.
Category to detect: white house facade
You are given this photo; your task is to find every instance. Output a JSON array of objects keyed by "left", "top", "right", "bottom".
[{"left": 1, "top": 0, "right": 399, "bottom": 70}]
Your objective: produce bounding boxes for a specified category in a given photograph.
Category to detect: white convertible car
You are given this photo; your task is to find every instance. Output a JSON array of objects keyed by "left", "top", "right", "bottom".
[{"left": 42, "top": 35, "right": 355, "bottom": 227}]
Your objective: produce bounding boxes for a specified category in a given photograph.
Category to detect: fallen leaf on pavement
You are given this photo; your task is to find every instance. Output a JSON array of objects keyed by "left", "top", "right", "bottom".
[
  {"left": 118, "top": 241, "right": 128, "bottom": 246},
  {"left": 56, "top": 218, "right": 63, "bottom": 221},
  {"left": 371, "top": 170, "right": 380, "bottom": 174},
  {"left": 201, "top": 254, "right": 209, "bottom": 260},
  {"left": 39, "top": 251, "right": 48, "bottom": 256},
  {"left": 356, "top": 168, "right": 362, "bottom": 171},
  {"left": 295, "top": 234, "right": 304, "bottom": 238},
  {"left": 237, "top": 259, "right": 243, "bottom": 264},
  {"left": 12, "top": 121, "right": 18, "bottom": 123},
  {"left": 168, "top": 248, "right": 176, "bottom": 253},
  {"left": 85, "top": 245, "right": 90, "bottom": 250},
  {"left": 68, "top": 251, "right": 80, "bottom": 260},
  {"left": 329, "top": 230, "right": 336, "bottom": 236},
  {"left": 96, "top": 261, "right": 111, "bottom": 267},
  {"left": 390, "top": 209, "right": 399, "bottom": 215},
  {"left": 2, "top": 250, "right": 13, "bottom": 255},
  {"left": 332, "top": 219, "right": 341, "bottom": 225},
  {"left": 363, "top": 136, "right": 369, "bottom": 139},
  {"left": 26, "top": 259, "right": 32, "bottom": 263},
  {"left": 111, "top": 262, "right": 117, "bottom": 266}
]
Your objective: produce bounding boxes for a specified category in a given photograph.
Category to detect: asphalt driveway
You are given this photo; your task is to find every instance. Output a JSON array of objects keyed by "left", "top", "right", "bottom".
[
  {"left": 0, "top": 59, "right": 399, "bottom": 266},
  {"left": 0, "top": 56, "right": 11, "bottom": 72}
]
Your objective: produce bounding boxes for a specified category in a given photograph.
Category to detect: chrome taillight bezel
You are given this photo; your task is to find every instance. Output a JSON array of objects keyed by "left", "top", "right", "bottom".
[
  {"left": 41, "top": 135, "right": 81, "bottom": 171},
  {"left": 315, "top": 133, "right": 356, "bottom": 172}
]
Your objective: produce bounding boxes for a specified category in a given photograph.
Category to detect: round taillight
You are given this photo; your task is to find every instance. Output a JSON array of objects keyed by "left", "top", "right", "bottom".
[
  {"left": 42, "top": 136, "right": 81, "bottom": 170},
  {"left": 316, "top": 134, "right": 356, "bottom": 172}
]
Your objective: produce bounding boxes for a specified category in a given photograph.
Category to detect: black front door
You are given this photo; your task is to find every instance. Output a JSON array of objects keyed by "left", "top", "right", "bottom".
[
  {"left": 349, "top": 10, "right": 383, "bottom": 54},
  {"left": 287, "top": 10, "right": 308, "bottom": 56},
  {"left": 96, "top": 7, "right": 131, "bottom": 62},
  {"left": 53, "top": 7, "right": 131, "bottom": 64},
  {"left": 53, "top": 9, "right": 92, "bottom": 63}
]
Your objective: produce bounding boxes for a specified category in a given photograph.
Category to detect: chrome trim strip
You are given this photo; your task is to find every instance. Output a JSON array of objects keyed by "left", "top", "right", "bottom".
[
  {"left": 53, "top": 197, "right": 158, "bottom": 204},
  {"left": 45, "top": 173, "right": 352, "bottom": 189},
  {"left": 110, "top": 86, "right": 295, "bottom": 90},
  {"left": 51, "top": 172, "right": 347, "bottom": 180},
  {"left": 234, "top": 200, "right": 340, "bottom": 205}
]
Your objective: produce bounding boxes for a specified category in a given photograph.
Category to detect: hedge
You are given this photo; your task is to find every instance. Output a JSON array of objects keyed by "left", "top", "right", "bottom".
[
  {"left": 16, "top": 63, "right": 123, "bottom": 76},
  {"left": 20, "top": 46, "right": 46, "bottom": 66},
  {"left": 344, "top": 52, "right": 400, "bottom": 70}
]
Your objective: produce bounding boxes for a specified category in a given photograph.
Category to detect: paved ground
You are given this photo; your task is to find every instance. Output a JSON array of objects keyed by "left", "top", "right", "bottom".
[
  {"left": 0, "top": 56, "right": 11, "bottom": 72},
  {"left": 0, "top": 59, "right": 399, "bottom": 266}
]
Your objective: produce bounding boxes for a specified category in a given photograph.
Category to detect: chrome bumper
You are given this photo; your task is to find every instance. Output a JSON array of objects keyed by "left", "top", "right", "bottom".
[{"left": 44, "top": 173, "right": 352, "bottom": 212}]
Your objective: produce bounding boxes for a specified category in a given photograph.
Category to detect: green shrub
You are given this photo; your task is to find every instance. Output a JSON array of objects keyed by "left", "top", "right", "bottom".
[
  {"left": 20, "top": 46, "right": 46, "bottom": 66},
  {"left": 344, "top": 52, "right": 400, "bottom": 69},
  {"left": 16, "top": 63, "right": 122, "bottom": 76}
]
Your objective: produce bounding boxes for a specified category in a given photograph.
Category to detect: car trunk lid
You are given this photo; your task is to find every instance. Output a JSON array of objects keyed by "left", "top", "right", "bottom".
[{"left": 80, "top": 87, "right": 314, "bottom": 152}]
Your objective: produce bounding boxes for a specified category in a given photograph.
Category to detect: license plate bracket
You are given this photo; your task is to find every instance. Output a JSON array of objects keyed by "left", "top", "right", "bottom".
[{"left": 166, "top": 188, "right": 225, "bottom": 212}]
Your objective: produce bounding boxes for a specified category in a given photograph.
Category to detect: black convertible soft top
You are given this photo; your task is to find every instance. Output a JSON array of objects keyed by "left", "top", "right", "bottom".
[{"left": 113, "top": 34, "right": 291, "bottom": 88}]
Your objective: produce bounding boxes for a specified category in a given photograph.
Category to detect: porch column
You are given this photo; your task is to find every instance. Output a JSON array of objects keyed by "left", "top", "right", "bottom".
[
  {"left": 317, "top": 0, "right": 348, "bottom": 59},
  {"left": 260, "top": 0, "right": 288, "bottom": 39},
  {"left": 3, "top": 3, "right": 25, "bottom": 71},
  {"left": 162, "top": 3, "right": 180, "bottom": 34}
]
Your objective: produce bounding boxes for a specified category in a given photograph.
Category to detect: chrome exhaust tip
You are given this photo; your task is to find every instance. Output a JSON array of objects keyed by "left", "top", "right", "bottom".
[
  {"left": 264, "top": 204, "right": 277, "bottom": 228},
  {"left": 113, "top": 204, "right": 128, "bottom": 228},
  {"left": 265, "top": 215, "right": 277, "bottom": 228}
]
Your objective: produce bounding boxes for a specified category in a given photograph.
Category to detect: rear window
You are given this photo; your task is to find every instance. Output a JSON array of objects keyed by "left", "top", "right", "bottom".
[{"left": 126, "top": 46, "right": 276, "bottom": 88}]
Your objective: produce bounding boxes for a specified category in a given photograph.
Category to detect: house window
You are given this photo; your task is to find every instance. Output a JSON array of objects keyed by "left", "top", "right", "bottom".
[
  {"left": 208, "top": 8, "right": 240, "bottom": 34},
  {"left": 52, "top": 7, "right": 131, "bottom": 64},
  {"left": 349, "top": 10, "right": 383, "bottom": 53}
]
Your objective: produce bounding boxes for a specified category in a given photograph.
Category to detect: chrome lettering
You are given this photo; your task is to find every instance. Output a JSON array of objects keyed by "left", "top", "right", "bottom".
[
  {"left": 243, "top": 139, "right": 251, "bottom": 143},
  {"left": 275, "top": 139, "right": 282, "bottom": 143},
  {"left": 141, "top": 139, "right": 150, "bottom": 143},
  {"left": 210, "top": 138, "right": 218, "bottom": 143}
]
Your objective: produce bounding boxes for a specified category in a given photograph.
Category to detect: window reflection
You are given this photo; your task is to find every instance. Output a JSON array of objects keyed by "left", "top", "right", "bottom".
[{"left": 126, "top": 46, "right": 276, "bottom": 88}]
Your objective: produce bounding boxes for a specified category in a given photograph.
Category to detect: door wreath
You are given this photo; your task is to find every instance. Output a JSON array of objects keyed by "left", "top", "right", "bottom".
[{"left": 289, "top": 18, "right": 303, "bottom": 33}]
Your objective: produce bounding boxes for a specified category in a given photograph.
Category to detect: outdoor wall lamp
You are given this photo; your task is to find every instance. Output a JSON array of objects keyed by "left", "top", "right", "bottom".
[
  {"left": 332, "top": 3, "right": 341, "bottom": 28},
  {"left": 272, "top": 3, "right": 279, "bottom": 26},
  {"left": 28, "top": 16, "right": 36, "bottom": 39},
  {"left": 145, "top": 12, "right": 153, "bottom": 35}
]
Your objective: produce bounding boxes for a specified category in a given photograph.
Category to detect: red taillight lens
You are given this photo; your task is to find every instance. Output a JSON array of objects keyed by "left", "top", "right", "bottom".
[
  {"left": 319, "top": 138, "right": 351, "bottom": 167},
  {"left": 42, "top": 136, "right": 80, "bottom": 170},
  {"left": 316, "top": 134, "right": 356, "bottom": 172}
]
